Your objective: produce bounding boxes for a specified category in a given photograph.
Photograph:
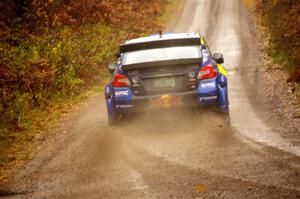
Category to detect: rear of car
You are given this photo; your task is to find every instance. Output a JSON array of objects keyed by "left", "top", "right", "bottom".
[{"left": 104, "top": 33, "right": 229, "bottom": 125}]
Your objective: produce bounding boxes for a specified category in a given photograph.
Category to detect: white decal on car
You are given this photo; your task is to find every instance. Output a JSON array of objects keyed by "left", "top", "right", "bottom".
[
  {"left": 115, "top": 90, "right": 129, "bottom": 96},
  {"left": 200, "top": 96, "right": 218, "bottom": 100},
  {"left": 201, "top": 82, "right": 216, "bottom": 89},
  {"left": 116, "top": 104, "right": 133, "bottom": 108}
]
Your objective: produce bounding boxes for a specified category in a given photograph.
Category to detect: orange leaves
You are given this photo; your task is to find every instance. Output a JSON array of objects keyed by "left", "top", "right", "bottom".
[
  {"left": 26, "top": 0, "right": 56, "bottom": 30},
  {"left": 256, "top": 0, "right": 300, "bottom": 68},
  {"left": 0, "top": 0, "right": 169, "bottom": 134},
  {"left": 1, "top": 0, "right": 167, "bottom": 34}
]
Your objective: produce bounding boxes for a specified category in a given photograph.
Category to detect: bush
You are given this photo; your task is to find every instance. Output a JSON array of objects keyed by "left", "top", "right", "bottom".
[
  {"left": 256, "top": 0, "right": 300, "bottom": 71},
  {"left": 0, "top": 0, "right": 170, "bottom": 157}
]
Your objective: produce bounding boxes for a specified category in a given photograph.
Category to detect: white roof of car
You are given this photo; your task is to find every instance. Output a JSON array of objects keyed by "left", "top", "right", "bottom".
[{"left": 124, "top": 32, "right": 201, "bottom": 44}]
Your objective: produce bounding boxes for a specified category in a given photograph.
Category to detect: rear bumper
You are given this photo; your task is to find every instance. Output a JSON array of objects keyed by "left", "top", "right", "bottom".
[
  {"left": 112, "top": 89, "right": 220, "bottom": 112},
  {"left": 132, "top": 90, "right": 197, "bottom": 100},
  {"left": 105, "top": 76, "right": 229, "bottom": 113}
]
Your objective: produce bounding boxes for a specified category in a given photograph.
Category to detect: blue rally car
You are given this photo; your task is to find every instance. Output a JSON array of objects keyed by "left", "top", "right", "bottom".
[{"left": 104, "top": 32, "right": 229, "bottom": 125}]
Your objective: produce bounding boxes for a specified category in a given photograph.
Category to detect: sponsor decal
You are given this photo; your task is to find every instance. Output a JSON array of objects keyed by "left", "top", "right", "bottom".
[
  {"left": 200, "top": 96, "right": 218, "bottom": 101},
  {"left": 115, "top": 90, "right": 129, "bottom": 96},
  {"left": 116, "top": 104, "right": 133, "bottom": 108},
  {"left": 201, "top": 82, "right": 216, "bottom": 89}
]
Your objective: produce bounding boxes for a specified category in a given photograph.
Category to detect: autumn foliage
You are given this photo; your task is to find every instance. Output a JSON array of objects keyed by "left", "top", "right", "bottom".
[
  {"left": 255, "top": 0, "right": 300, "bottom": 72},
  {"left": 0, "top": 0, "right": 169, "bottom": 152}
]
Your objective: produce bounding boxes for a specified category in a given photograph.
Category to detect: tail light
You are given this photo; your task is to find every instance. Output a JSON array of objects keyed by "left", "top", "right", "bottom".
[
  {"left": 197, "top": 65, "right": 217, "bottom": 79},
  {"left": 112, "top": 73, "right": 131, "bottom": 87}
]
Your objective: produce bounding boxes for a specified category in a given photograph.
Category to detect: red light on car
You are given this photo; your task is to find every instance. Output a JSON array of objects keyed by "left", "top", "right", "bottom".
[
  {"left": 197, "top": 65, "right": 217, "bottom": 79},
  {"left": 112, "top": 73, "right": 131, "bottom": 87}
]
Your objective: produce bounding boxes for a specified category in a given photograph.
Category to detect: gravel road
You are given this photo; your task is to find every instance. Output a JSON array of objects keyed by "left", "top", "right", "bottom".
[{"left": 2, "top": 0, "right": 300, "bottom": 198}]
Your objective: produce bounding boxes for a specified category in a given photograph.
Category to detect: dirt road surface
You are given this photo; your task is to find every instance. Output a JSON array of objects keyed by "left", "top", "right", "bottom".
[{"left": 2, "top": 0, "right": 300, "bottom": 198}]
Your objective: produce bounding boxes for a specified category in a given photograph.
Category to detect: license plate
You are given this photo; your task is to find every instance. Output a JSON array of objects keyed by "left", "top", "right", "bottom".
[{"left": 153, "top": 77, "right": 175, "bottom": 88}]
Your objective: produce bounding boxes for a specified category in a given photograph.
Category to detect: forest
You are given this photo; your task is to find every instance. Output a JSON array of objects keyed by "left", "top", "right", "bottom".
[
  {"left": 255, "top": 0, "right": 300, "bottom": 87},
  {"left": 0, "top": 0, "right": 170, "bottom": 168}
]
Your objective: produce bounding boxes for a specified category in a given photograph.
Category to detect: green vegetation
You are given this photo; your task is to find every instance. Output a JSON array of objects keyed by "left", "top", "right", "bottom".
[
  {"left": 255, "top": 0, "right": 300, "bottom": 96},
  {"left": 255, "top": 0, "right": 299, "bottom": 69},
  {"left": 0, "top": 0, "right": 174, "bottom": 180}
]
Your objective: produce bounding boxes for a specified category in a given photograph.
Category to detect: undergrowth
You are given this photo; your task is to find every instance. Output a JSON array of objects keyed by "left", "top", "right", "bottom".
[
  {"left": 0, "top": 0, "right": 175, "bottom": 181},
  {"left": 255, "top": 0, "right": 299, "bottom": 71},
  {"left": 254, "top": 0, "right": 300, "bottom": 98}
]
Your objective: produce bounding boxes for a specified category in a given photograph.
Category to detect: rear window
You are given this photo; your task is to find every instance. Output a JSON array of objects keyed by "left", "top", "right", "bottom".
[{"left": 122, "top": 46, "right": 201, "bottom": 65}]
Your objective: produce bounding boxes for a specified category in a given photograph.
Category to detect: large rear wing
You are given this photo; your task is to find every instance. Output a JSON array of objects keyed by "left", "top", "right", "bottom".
[
  {"left": 122, "top": 58, "right": 202, "bottom": 71},
  {"left": 119, "top": 37, "right": 201, "bottom": 53}
]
